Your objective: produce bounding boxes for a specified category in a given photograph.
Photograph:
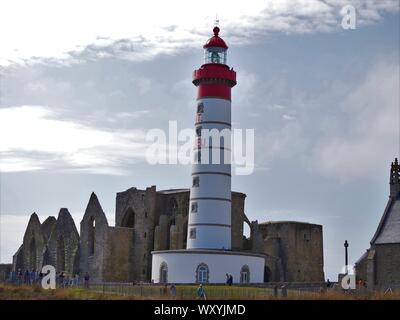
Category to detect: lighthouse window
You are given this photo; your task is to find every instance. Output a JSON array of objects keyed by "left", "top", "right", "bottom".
[
  {"left": 192, "top": 176, "right": 200, "bottom": 187},
  {"left": 191, "top": 202, "right": 198, "bottom": 213},
  {"left": 159, "top": 262, "right": 168, "bottom": 283},
  {"left": 196, "top": 263, "right": 209, "bottom": 283},
  {"left": 240, "top": 265, "right": 250, "bottom": 283},
  {"left": 196, "top": 126, "right": 202, "bottom": 137},
  {"left": 194, "top": 150, "right": 201, "bottom": 163},
  {"left": 197, "top": 103, "right": 204, "bottom": 113},
  {"left": 189, "top": 228, "right": 196, "bottom": 239}
]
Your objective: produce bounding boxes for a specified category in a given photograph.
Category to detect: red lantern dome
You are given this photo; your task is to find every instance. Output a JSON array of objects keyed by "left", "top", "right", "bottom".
[{"left": 203, "top": 26, "right": 228, "bottom": 49}]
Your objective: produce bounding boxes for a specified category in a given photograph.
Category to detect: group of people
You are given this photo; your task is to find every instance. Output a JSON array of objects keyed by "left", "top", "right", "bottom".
[
  {"left": 7, "top": 269, "right": 44, "bottom": 286},
  {"left": 56, "top": 272, "right": 80, "bottom": 288},
  {"left": 7, "top": 269, "right": 91, "bottom": 289}
]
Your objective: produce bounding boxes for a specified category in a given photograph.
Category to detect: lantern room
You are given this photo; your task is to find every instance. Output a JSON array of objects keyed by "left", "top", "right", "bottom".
[{"left": 203, "top": 26, "right": 228, "bottom": 65}]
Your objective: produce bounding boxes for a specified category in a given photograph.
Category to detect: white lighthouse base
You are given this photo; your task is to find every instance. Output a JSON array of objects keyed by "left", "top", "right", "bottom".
[{"left": 151, "top": 249, "right": 265, "bottom": 284}]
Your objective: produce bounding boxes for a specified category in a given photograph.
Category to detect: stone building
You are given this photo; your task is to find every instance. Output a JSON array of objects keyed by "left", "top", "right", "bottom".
[
  {"left": 12, "top": 186, "right": 325, "bottom": 284},
  {"left": 355, "top": 158, "right": 400, "bottom": 291}
]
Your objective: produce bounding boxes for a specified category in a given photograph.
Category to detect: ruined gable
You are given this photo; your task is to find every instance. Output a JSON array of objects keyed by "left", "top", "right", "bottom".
[
  {"left": 79, "top": 192, "right": 109, "bottom": 282},
  {"left": 46, "top": 208, "right": 79, "bottom": 275},
  {"left": 21, "top": 213, "right": 46, "bottom": 271}
]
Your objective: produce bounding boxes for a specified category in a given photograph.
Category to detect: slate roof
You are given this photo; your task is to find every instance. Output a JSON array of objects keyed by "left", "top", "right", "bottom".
[{"left": 371, "top": 196, "right": 400, "bottom": 245}]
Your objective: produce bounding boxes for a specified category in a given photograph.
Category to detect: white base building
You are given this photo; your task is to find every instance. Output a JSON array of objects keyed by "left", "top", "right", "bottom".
[{"left": 152, "top": 250, "right": 265, "bottom": 284}]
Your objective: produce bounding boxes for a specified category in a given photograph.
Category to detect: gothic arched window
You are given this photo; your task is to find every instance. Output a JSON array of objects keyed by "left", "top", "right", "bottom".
[{"left": 88, "top": 216, "right": 95, "bottom": 256}]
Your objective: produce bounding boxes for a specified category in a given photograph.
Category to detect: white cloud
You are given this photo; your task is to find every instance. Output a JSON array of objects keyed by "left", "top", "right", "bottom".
[
  {"left": 313, "top": 61, "right": 400, "bottom": 179},
  {"left": 0, "top": 0, "right": 398, "bottom": 66},
  {"left": 0, "top": 105, "right": 150, "bottom": 174},
  {"left": 282, "top": 114, "right": 296, "bottom": 120}
]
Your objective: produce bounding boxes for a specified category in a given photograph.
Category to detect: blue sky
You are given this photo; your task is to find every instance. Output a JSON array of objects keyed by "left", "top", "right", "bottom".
[{"left": 0, "top": 0, "right": 399, "bottom": 281}]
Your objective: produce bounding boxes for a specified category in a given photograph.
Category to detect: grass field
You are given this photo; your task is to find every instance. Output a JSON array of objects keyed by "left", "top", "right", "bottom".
[{"left": 1, "top": 284, "right": 399, "bottom": 300}]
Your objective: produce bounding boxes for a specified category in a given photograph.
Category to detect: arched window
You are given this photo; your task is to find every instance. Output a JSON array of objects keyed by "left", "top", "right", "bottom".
[
  {"left": 121, "top": 208, "right": 135, "bottom": 228},
  {"left": 167, "top": 198, "right": 178, "bottom": 216},
  {"left": 160, "top": 262, "right": 168, "bottom": 283},
  {"left": 196, "top": 263, "right": 209, "bottom": 283},
  {"left": 88, "top": 216, "right": 95, "bottom": 256},
  {"left": 29, "top": 237, "right": 36, "bottom": 270},
  {"left": 57, "top": 235, "right": 66, "bottom": 272},
  {"left": 240, "top": 265, "right": 250, "bottom": 283}
]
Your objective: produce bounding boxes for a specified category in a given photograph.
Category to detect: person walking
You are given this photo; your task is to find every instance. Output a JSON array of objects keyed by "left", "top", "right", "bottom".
[
  {"left": 281, "top": 285, "right": 288, "bottom": 298},
  {"left": 228, "top": 274, "right": 233, "bottom": 286},
  {"left": 169, "top": 283, "right": 177, "bottom": 298},
  {"left": 59, "top": 272, "right": 65, "bottom": 288},
  {"left": 24, "top": 270, "right": 29, "bottom": 285},
  {"left": 17, "top": 269, "right": 23, "bottom": 285},
  {"left": 197, "top": 284, "right": 206, "bottom": 300},
  {"left": 273, "top": 285, "right": 278, "bottom": 298},
  {"left": 84, "top": 272, "right": 90, "bottom": 289},
  {"left": 73, "top": 274, "right": 79, "bottom": 287}
]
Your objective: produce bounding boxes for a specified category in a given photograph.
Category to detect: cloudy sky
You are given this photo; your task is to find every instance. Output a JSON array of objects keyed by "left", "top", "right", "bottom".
[{"left": 0, "top": 0, "right": 399, "bottom": 280}]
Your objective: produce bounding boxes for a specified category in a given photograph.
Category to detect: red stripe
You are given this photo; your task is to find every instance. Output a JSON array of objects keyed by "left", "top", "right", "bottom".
[{"left": 197, "top": 83, "right": 231, "bottom": 100}]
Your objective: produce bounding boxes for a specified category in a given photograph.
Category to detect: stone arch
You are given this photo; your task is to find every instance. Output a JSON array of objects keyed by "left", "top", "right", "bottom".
[
  {"left": 167, "top": 197, "right": 178, "bottom": 216},
  {"left": 57, "top": 235, "right": 66, "bottom": 272},
  {"left": 121, "top": 208, "right": 135, "bottom": 228},
  {"left": 240, "top": 265, "right": 250, "bottom": 283},
  {"left": 43, "top": 246, "right": 51, "bottom": 266},
  {"left": 72, "top": 249, "right": 80, "bottom": 276},
  {"left": 264, "top": 266, "right": 271, "bottom": 283},
  {"left": 159, "top": 262, "right": 168, "bottom": 283},
  {"left": 196, "top": 263, "right": 209, "bottom": 283},
  {"left": 88, "top": 216, "right": 95, "bottom": 256},
  {"left": 29, "top": 237, "right": 37, "bottom": 270},
  {"left": 165, "top": 198, "right": 178, "bottom": 248}
]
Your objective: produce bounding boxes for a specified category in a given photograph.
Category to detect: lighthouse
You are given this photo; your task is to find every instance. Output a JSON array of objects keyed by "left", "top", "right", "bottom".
[
  {"left": 187, "top": 26, "right": 236, "bottom": 250},
  {"left": 151, "top": 26, "right": 265, "bottom": 284}
]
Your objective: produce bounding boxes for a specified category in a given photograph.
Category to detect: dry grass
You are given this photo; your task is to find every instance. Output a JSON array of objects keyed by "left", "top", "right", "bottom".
[
  {"left": 0, "top": 284, "right": 130, "bottom": 300},
  {"left": 1, "top": 284, "right": 399, "bottom": 300}
]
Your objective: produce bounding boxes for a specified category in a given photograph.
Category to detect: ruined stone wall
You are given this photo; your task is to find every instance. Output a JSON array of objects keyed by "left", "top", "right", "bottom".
[
  {"left": 259, "top": 222, "right": 324, "bottom": 282},
  {"left": 79, "top": 193, "right": 109, "bottom": 283},
  {"left": 102, "top": 227, "right": 134, "bottom": 282},
  {"left": 46, "top": 208, "right": 79, "bottom": 275},
  {"left": 231, "top": 192, "right": 245, "bottom": 250},
  {"left": 0, "top": 264, "right": 12, "bottom": 282},
  {"left": 115, "top": 186, "right": 157, "bottom": 282},
  {"left": 21, "top": 213, "right": 46, "bottom": 272},
  {"left": 355, "top": 252, "right": 368, "bottom": 283}
]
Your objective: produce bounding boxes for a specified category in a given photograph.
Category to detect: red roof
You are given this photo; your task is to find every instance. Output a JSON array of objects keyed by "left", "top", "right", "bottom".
[{"left": 203, "top": 26, "right": 228, "bottom": 49}]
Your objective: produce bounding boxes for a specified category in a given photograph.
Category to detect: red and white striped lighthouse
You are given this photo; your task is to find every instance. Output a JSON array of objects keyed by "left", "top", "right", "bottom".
[
  {"left": 151, "top": 27, "right": 266, "bottom": 284},
  {"left": 187, "top": 26, "right": 236, "bottom": 250}
]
